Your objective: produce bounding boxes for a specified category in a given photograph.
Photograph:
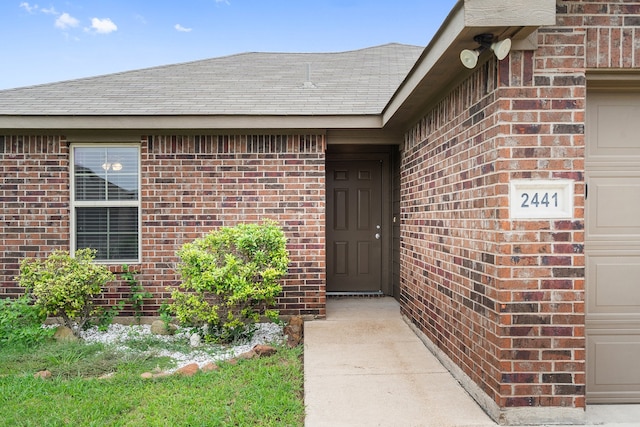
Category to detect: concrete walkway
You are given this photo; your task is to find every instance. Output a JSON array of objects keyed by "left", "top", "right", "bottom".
[
  {"left": 304, "top": 297, "right": 496, "bottom": 427},
  {"left": 303, "top": 297, "right": 640, "bottom": 427}
]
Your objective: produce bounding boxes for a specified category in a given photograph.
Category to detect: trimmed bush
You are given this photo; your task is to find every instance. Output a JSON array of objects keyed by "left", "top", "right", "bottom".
[
  {"left": 16, "top": 249, "right": 115, "bottom": 336},
  {"left": 169, "top": 220, "right": 289, "bottom": 342}
]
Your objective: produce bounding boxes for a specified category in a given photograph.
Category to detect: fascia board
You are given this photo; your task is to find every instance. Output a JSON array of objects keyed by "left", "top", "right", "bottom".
[
  {"left": 0, "top": 114, "right": 383, "bottom": 131},
  {"left": 464, "top": 0, "right": 556, "bottom": 27}
]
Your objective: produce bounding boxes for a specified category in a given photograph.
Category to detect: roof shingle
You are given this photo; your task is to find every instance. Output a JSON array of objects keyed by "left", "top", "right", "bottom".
[{"left": 0, "top": 44, "right": 423, "bottom": 116}]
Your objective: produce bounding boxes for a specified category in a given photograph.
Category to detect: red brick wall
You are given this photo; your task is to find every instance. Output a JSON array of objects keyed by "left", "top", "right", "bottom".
[
  {"left": 0, "top": 135, "right": 70, "bottom": 296},
  {"left": 400, "top": 0, "right": 639, "bottom": 413},
  {"left": 401, "top": 61, "right": 508, "bottom": 405},
  {"left": 1, "top": 134, "right": 326, "bottom": 318}
]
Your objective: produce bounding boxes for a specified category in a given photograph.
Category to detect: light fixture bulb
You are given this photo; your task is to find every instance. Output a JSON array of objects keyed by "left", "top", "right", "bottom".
[
  {"left": 491, "top": 38, "right": 512, "bottom": 61},
  {"left": 111, "top": 162, "right": 123, "bottom": 171},
  {"left": 460, "top": 49, "right": 480, "bottom": 69},
  {"left": 102, "top": 162, "right": 111, "bottom": 171}
]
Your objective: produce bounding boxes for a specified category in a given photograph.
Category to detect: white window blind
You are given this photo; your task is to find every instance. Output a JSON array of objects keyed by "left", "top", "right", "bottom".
[{"left": 72, "top": 146, "right": 140, "bottom": 262}]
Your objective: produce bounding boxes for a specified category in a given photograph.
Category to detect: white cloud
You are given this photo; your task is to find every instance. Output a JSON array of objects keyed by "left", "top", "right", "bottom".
[
  {"left": 90, "top": 17, "right": 118, "bottom": 34},
  {"left": 41, "top": 6, "right": 58, "bottom": 15},
  {"left": 20, "top": 3, "right": 57, "bottom": 15},
  {"left": 215, "top": 0, "right": 230, "bottom": 5},
  {"left": 174, "top": 24, "right": 192, "bottom": 33},
  {"left": 19, "top": 2, "right": 38, "bottom": 13},
  {"left": 55, "top": 12, "right": 79, "bottom": 30}
]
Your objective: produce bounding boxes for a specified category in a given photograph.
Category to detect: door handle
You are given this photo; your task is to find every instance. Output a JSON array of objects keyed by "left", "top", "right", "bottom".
[{"left": 375, "top": 233, "right": 381, "bottom": 240}]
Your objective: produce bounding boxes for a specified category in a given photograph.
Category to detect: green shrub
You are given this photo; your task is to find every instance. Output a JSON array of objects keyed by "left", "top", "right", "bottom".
[
  {"left": 169, "top": 220, "right": 289, "bottom": 342},
  {"left": 16, "top": 248, "right": 115, "bottom": 336},
  {"left": 0, "top": 295, "right": 54, "bottom": 347}
]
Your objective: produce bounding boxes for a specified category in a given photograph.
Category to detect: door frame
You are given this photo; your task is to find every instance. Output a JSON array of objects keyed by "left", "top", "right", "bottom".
[{"left": 326, "top": 144, "right": 395, "bottom": 296}]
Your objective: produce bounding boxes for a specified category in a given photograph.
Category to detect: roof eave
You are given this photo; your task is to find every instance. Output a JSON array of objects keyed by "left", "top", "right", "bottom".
[
  {"left": 382, "top": 0, "right": 557, "bottom": 131},
  {"left": 0, "top": 114, "right": 383, "bottom": 132}
]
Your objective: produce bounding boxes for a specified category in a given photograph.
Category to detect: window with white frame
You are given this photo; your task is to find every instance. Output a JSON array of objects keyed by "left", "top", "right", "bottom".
[{"left": 71, "top": 145, "right": 140, "bottom": 262}]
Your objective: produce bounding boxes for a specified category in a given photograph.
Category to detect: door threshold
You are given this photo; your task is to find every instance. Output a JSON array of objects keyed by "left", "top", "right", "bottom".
[{"left": 326, "top": 291, "right": 385, "bottom": 298}]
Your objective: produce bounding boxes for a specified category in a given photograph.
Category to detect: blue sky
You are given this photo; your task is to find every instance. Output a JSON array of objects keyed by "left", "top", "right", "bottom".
[{"left": 0, "top": 1, "right": 458, "bottom": 90}]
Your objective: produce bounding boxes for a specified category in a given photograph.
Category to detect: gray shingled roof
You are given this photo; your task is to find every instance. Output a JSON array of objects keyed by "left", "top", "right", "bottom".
[{"left": 0, "top": 44, "right": 423, "bottom": 116}]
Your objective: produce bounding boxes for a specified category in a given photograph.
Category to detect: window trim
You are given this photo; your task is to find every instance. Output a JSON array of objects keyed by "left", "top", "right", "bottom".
[{"left": 70, "top": 143, "right": 142, "bottom": 263}]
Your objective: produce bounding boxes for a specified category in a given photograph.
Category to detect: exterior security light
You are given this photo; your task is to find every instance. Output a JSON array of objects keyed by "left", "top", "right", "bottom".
[
  {"left": 491, "top": 38, "right": 512, "bottom": 61},
  {"left": 460, "top": 49, "right": 481, "bottom": 69},
  {"left": 460, "top": 34, "right": 512, "bottom": 69}
]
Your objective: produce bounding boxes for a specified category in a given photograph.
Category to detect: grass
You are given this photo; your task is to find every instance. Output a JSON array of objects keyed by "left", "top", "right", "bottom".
[{"left": 0, "top": 337, "right": 305, "bottom": 426}]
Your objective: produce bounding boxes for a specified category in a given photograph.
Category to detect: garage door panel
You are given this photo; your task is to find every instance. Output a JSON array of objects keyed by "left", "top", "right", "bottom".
[
  {"left": 587, "top": 333, "right": 640, "bottom": 402},
  {"left": 587, "top": 255, "right": 640, "bottom": 314},
  {"left": 588, "top": 92, "right": 640, "bottom": 159},
  {"left": 586, "top": 176, "right": 640, "bottom": 238}
]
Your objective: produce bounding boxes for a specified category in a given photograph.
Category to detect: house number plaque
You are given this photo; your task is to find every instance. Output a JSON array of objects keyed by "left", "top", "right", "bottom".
[{"left": 509, "top": 179, "right": 574, "bottom": 219}]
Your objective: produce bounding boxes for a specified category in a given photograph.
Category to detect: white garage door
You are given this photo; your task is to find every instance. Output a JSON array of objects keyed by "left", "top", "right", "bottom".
[{"left": 586, "top": 90, "right": 640, "bottom": 403}]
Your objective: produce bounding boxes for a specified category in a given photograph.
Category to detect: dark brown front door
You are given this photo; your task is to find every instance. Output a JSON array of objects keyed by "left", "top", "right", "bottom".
[{"left": 326, "top": 159, "right": 383, "bottom": 292}]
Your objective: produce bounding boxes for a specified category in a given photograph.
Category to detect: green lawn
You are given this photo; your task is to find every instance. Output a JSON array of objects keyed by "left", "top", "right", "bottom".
[{"left": 0, "top": 340, "right": 304, "bottom": 427}]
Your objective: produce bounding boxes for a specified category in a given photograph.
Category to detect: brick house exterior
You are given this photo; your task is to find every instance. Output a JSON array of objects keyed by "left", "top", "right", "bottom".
[
  {"left": 0, "top": 134, "right": 327, "bottom": 317},
  {"left": 2, "top": 1, "right": 640, "bottom": 425},
  {"left": 398, "top": 1, "right": 640, "bottom": 423}
]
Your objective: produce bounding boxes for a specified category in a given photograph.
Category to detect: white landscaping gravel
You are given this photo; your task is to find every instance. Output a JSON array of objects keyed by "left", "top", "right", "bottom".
[{"left": 77, "top": 322, "right": 285, "bottom": 372}]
